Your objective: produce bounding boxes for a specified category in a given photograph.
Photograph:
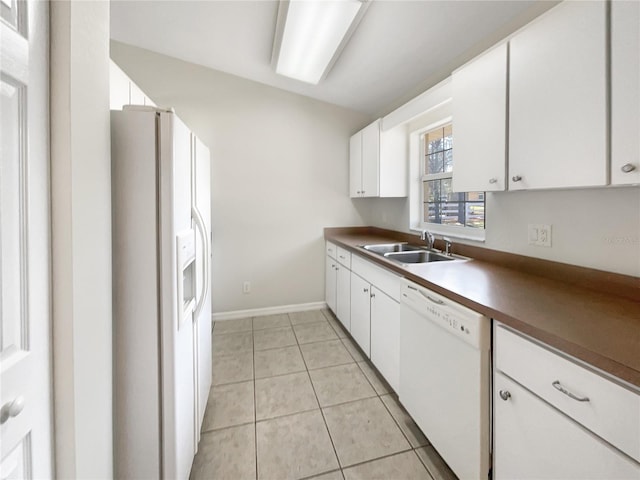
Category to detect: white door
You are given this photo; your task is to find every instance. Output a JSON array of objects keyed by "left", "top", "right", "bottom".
[
  {"left": 349, "top": 132, "right": 362, "bottom": 197},
  {"left": 325, "top": 256, "right": 337, "bottom": 314},
  {"left": 508, "top": 1, "right": 607, "bottom": 190},
  {"left": 192, "top": 135, "right": 211, "bottom": 439},
  {"left": 335, "top": 264, "right": 351, "bottom": 332},
  {"left": 369, "top": 288, "right": 399, "bottom": 392},
  {"left": 611, "top": 0, "right": 640, "bottom": 185},
  {"left": 494, "top": 373, "right": 640, "bottom": 479},
  {"left": 1, "top": 0, "right": 53, "bottom": 477},
  {"left": 451, "top": 43, "right": 508, "bottom": 193},
  {"left": 360, "top": 120, "right": 380, "bottom": 197},
  {"left": 349, "top": 274, "right": 370, "bottom": 356}
]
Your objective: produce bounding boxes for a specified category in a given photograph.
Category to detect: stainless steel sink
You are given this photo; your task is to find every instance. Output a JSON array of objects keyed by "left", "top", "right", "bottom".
[
  {"left": 384, "top": 250, "right": 455, "bottom": 264},
  {"left": 362, "top": 243, "right": 423, "bottom": 255},
  {"left": 361, "top": 242, "right": 468, "bottom": 264}
]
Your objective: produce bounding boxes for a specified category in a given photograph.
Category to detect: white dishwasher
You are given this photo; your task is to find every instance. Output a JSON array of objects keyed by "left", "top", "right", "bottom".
[{"left": 399, "top": 278, "right": 491, "bottom": 480}]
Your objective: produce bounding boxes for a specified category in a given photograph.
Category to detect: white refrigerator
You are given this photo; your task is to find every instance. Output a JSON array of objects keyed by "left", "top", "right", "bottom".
[{"left": 111, "top": 106, "right": 212, "bottom": 479}]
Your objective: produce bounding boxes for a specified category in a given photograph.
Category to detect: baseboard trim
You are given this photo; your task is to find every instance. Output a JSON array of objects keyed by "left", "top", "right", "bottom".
[{"left": 212, "top": 301, "right": 328, "bottom": 322}]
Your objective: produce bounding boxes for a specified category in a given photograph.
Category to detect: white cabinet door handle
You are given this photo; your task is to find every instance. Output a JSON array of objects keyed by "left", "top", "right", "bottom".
[
  {"left": 621, "top": 163, "right": 636, "bottom": 173},
  {"left": 0, "top": 396, "right": 25, "bottom": 424},
  {"left": 552, "top": 380, "right": 590, "bottom": 402},
  {"left": 512, "top": 175, "right": 522, "bottom": 182},
  {"left": 489, "top": 178, "right": 498, "bottom": 184}
]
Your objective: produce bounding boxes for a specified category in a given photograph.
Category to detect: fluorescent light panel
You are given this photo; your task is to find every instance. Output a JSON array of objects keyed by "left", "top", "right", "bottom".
[{"left": 275, "top": 0, "right": 365, "bottom": 84}]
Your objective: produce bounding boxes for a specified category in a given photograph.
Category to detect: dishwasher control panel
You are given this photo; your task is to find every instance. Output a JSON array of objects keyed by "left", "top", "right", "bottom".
[{"left": 400, "top": 278, "right": 490, "bottom": 350}]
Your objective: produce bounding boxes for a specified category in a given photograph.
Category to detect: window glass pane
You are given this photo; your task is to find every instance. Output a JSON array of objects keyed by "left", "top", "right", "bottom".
[
  {"left": 466, "top": 191, "right": 485, "bottom": 202},
  {"left": 441, "top": 202, "right": 464, "bottom": 226},
  {"left": 425, "top": 202, "right": 440, "bottom": 223},
  {"left": 423, "top": 180, "right": 440, "bottom": 202},
  {"left": 426, "top": 128, "right": 444, "bottom": 154},
  {"left": 425, "top": 152, "right": 443, "bottom": 174},
  {"left": 420, "top": 122, "right": 485, "bottom": 230},
  {"left": 443, "top": 149, "right": 453, "bottom": 173},
  {"left": 465, "top": 202, "right": 485, "bottom": 228},
  {"left": 441, "top": 178, "right": 463, "bottom": 202},
  {"left": 443, "top": 125, "right": 453, "bottom": 150}
]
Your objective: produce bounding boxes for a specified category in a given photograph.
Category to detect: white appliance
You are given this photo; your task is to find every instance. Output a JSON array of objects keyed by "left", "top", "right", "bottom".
[
  {"left": 399, "top": 278, "right": 491, "bottom": 479},
  {"left": 111, "top": 106, "right": 212, "bottom": 479}
]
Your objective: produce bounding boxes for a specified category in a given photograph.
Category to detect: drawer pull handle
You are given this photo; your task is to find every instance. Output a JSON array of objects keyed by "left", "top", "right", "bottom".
[
  {"left": 552, "top": 380, "right": 590, "bottom": 402},
  {"left": 499, "top": 390, "right": 511, "bottom": 401}
]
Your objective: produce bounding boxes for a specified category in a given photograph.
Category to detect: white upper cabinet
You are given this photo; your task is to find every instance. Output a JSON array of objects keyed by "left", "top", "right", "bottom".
[
  {"left": 350, "top": 119, "right": 407, "bottom": 198},
  {"left": 611, "top": 0, "right": 640, "bottom": 185},
  {"left": 451, "top": 43, "right": 508, "bottom": 192},
  {"left": 508, "top": 1, "right": 608, "bottom": 190}
]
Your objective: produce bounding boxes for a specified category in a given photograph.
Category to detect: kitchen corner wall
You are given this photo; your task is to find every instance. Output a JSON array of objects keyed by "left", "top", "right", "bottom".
[
  {"left": 362, "top": 187, "right": 640, "bottom": 277},
  {"left": 110, "top": 41, "right": 371, "bottom": 314}
]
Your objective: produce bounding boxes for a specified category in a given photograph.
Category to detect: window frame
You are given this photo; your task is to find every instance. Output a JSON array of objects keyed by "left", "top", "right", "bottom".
[{"left": 411, "top": 117, "right": 486, "bottom": 242}]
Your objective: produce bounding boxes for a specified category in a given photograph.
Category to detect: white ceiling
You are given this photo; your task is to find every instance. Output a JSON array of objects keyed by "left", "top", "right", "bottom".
[{"left": 110, "top": 0, "right": 540, "bottom": 115}]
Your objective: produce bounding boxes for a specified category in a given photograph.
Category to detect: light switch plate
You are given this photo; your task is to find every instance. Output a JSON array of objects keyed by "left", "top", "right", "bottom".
[{"left": 528, "top": 224, "right": 552, "bottom": 247}]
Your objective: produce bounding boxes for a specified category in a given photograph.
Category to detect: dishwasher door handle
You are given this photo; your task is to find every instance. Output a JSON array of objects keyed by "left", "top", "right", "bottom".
[{"left": 419, "top": 290, "right": 445, "bottom": 305}]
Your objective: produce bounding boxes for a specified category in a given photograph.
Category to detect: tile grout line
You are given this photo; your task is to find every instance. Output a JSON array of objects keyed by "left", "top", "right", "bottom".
[
  {"left": 377, "top": 393, "right": 426, "bottom": 452},
  {"left": 293, "top": 320, "right": 343, "bottom": 474},
  {"left": 339, "top": 446, "right": 418, "bottom": 473}
]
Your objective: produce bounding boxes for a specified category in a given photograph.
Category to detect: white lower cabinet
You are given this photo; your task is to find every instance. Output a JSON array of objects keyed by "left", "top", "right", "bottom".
[
  {"left": 494, "top": 325, "right": 640, "bottom": 479},
  {"left": 494, "top": 372, "right": 640, "bottom": 479},
  {"left": 326, "top": 243, "right": 351, "bottom": 331},
  {"left": 335, "top": 262, "right": 351, "bottom": 332},
  {"left": 350, "top": 256, "right": 401, "bottom": 390},
  {"left": 350, "top": 273, "right": 371, "bottom": 356},
  {"left": 370, "top": 286, "right": 400, "bottom": 392},
  {"left": 325, "top": 254, "right": 337, "bottom": 314}
]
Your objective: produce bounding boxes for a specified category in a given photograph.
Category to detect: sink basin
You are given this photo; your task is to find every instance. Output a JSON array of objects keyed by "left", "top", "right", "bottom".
[
  {"left": 384, "top": 250, "right": 455, "bottom": 264},
  {"left": 362, "top": 243, "right": 423, "bottom": 255}
]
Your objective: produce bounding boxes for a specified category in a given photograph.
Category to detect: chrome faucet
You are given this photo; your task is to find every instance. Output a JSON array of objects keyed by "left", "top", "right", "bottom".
[
  {"left": 420, "top": 230, "right": 435, "bottom": 250},
  {"left": 443, "top": 237, "right": 453, "bottom": 256}
]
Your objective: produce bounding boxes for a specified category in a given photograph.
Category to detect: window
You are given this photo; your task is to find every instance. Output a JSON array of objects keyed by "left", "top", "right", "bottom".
[{"left": 421, "top": 124, "right": 485, "bottom": 230}]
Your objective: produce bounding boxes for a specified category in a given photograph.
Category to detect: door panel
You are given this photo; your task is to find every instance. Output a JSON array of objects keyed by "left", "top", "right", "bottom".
[
  {"left": 1, "top": 0, "right": 52, "bottom": 476},
  {"left": 349, "top": 274, "right": 370, "bottom": 356},
  {"left": 370, "top": 288, "right": 399, "bottom": 392}
]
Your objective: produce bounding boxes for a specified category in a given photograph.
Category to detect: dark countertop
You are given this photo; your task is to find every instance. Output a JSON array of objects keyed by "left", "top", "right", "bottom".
[{"left": 325, "top": 228, "right": 640, "bottom": 389}]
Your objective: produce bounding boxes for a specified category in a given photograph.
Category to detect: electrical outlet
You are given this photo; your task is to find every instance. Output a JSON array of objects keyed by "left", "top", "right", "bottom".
[
  {"left": 243, "top": 281, "right": 251, "bottom": 294},
  {"left": 528, "top": 224, "right": 552, "bottom": 247}
]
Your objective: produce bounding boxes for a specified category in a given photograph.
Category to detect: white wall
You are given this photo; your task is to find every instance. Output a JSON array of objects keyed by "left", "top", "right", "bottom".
[
  {"left": 51, "top": 1, "right": 113, "bottom": 477},
  {"left": 110, "top": 42, "right": 371, "bottom": 314}
]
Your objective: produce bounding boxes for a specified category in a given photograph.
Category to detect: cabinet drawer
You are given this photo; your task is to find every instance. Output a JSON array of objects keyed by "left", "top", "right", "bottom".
[
  {"left": 336, "top": 247, "right": 351, "bottom": 268},
  {"left": 495, "top": 325, "right": 640, "bottom": 463},
  {"left": 351, "top": 255, "right": 400, "bottom": 301},
  {"left": 326, "top": 242, "right": 337, "bottom": 259}
]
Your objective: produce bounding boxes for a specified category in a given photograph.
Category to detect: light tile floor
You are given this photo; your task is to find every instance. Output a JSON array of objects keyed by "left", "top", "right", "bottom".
[{"left": 190, "top": 309, "right": 458, "bottom": 480}]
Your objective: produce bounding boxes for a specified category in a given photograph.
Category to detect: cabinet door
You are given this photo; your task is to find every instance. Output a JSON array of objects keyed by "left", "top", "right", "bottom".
[
  {"left": 350, "top": 274, "right": 371, "bottom": 356},
  {"left": 370, "top": 287, "right": 400, "bottom": 392},
  {"left": 509, "top": 1, "right": 607, "bottom": 190},
  {"left": 325, "top": 256, "right": 337, "bottom": 314},
  {"left": 494, "top": 373, "right": 640, "bottom": 479},
  {"left": 611, "top": 0, "right": 640, "bottom": 185},
  {"left": 361, "top": 120, "right": 380, "bottom": 197},
  {"left": 452, "top": 43, "right": 507, "bottom": 192},
  {"left": 336, "top": 264, "right": 351, "bottom": 331},
  {"left": 349, "top": 132, "right": 362, "bottom": 197}
]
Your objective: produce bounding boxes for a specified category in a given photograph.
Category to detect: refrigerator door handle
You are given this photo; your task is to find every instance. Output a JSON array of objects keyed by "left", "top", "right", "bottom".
[{"left": 192, "top": 205, "right": 210, "bottom": 320}]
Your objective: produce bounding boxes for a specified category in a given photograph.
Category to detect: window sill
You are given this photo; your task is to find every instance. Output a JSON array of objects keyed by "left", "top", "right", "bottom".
[{"left": 410, "top": 224, "right": 486, "bottom": 243}]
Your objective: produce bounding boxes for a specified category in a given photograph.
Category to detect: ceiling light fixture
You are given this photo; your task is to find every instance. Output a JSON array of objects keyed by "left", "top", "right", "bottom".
[{"left": 272, "top": 0, "right": 370, "bottom": 85}]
